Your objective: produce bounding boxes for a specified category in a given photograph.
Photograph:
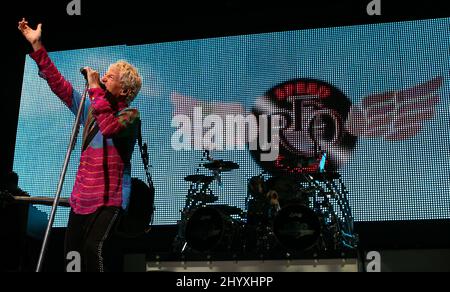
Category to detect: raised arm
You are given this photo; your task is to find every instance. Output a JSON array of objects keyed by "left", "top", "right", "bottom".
[
  {"left": 18, "top": 18, "right": 82, "bottom": 117},
  {"left": 17, "top": 18, "right": 42, "bottom": 52}
]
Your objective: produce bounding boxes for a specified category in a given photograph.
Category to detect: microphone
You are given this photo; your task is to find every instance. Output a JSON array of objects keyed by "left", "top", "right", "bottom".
[
  {"left": 80, "top": 67, "right": 88, "bottom": 79},
  {"left": 80, "top": 67, "right": 106, "bottom": 90}
]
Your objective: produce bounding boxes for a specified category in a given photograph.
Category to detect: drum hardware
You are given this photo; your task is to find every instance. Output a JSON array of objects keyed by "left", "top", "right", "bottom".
[
  {"left": 186, "top": 193, "right": 219, "bottom": 203},
  {"left": 174, "top": 150, "right": 244, "bottom": 254},
  {"left": 302, "top": 171, "right": 358, "bottom": 251},
  {"left": 173, "top": 148, "right": 358, "bottom": 255},
  {"left": 184, "top": 175, "right": 215, "bottom": 184},
  {"left": 203, "top": 160, "right": 239, "bottom": 172},
  {"left": 207, "top": 204, "right": 246, "bottom": 217},
  {"left": 246, "top": 175, "right": 321, "bottom": 253},
  {"left": 203, "top": 159, "right": 239, "bottom": 186},
  {"left": 245, "top": 170, "right": 358, "bottom": 254}
]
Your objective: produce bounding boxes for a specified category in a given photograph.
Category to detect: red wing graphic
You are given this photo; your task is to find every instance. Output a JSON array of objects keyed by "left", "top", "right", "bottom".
[{"left": 345, "top": 77, "right": 443, "bottom": 141}]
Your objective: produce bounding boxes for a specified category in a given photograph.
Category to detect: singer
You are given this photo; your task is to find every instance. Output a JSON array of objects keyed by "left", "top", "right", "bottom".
[{"left": 18, "top": 18, "right": 142, "bottom": 272}]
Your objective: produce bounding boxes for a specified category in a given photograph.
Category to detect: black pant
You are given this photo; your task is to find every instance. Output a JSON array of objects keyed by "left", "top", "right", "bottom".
[
  {"left": 64, "top": 206, "right": 121, "bottom": 272},
  {"left": 0, "top": 202, "right": 29, "bottom": 272}
]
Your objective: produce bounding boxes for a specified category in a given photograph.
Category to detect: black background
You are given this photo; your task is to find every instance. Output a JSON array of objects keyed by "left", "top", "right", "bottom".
[{"left": 1, "top": 0, "right": 450, "bottom": 250}]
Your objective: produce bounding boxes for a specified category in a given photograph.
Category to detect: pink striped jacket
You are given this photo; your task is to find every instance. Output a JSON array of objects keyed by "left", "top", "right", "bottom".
[{"left": 30, "top": 48, "right": 139, "bottom": 215}]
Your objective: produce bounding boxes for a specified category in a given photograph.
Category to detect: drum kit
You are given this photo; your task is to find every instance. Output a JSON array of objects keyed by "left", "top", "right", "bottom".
[{"left": 173, "top": 151, "right": 358, "bottom": 256}]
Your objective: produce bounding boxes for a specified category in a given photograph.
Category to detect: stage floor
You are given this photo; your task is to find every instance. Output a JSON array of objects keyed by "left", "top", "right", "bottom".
[{"left": 146, "top": 258, "right": 359, "bottom": 272}]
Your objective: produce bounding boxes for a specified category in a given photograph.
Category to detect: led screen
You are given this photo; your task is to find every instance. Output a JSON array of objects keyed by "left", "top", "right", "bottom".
[{"left": 13, "top": 18, "right": 450, "bottom": 228}]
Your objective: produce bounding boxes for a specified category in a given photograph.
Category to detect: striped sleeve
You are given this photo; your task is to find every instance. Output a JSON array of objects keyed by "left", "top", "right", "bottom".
[
  {"left": 29, "top": 47, "right": 77, "bottom": 112},
  {"left": 89, "top": 88, "right": 140, "bottom": 138}
]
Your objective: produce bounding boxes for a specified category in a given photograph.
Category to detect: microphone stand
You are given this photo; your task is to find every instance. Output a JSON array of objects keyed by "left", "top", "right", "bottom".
[{"left": 36, "top": 82, "right": 89, "bottom": 272}]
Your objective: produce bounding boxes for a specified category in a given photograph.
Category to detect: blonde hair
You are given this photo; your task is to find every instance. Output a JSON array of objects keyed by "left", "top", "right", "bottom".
[{"left": 110, "top": 61, "right": 142, "bottom": 103}]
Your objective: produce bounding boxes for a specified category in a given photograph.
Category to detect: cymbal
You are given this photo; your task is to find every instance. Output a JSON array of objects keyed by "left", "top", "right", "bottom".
[
  {"left": 204, "top": 160, "right": 239, "bottom": 172},
  {"left": 184, "top": 175, "right": 215, "bottom": 184}
]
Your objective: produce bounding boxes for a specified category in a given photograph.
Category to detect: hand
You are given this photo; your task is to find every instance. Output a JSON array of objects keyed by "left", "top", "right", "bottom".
[
  {"left": 83, "top": 67, "right": 102, "bottom": 90},
  {"left": 18, "top": 18, "right": 43, "bottom": 51}
]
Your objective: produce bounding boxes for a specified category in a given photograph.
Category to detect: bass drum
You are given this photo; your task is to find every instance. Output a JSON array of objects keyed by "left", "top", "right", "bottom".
[
  {"left": 273, "top": 204, "right": 321, "bottom": 251},
  {"left": 185, "top": 205, "right": 243, "bottom": 252}
]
